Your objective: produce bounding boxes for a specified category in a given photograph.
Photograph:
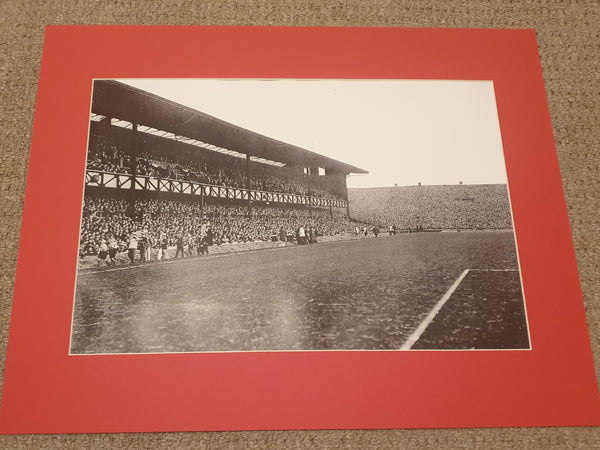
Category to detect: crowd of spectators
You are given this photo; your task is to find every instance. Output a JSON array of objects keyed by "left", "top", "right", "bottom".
[
  {"left": 348, "top": 184, "right": 513, "bottom": 230},
  {"left": 79, "top": 193, "right": 354, "bottom": 258},
  {"left": 86, "top": 132, "right": 341, "bottom": 201},
  {"left": 86, "top": 135, "right": 131, "bottom": 173}
]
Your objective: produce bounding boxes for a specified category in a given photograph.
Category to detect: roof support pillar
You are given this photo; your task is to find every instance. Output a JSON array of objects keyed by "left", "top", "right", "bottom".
[
  {"left": 246, "top": 154, "right": 252, "bottom": 218},
  {"left": 128, "top": 122, "right": 139, "bottom": 219}
]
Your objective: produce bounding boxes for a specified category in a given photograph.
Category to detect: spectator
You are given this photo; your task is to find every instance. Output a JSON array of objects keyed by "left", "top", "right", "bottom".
[
  {"left": 348, "top": 184, "right": 512, "bottom": 231},
  {"left": 78, "top": 193, "right": 356, "bottom": 258}
]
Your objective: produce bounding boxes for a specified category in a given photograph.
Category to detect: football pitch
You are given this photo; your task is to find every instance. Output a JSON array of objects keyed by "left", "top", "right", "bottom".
[{"left": 70, "top": 231, "right": 529, "bottom": 354}]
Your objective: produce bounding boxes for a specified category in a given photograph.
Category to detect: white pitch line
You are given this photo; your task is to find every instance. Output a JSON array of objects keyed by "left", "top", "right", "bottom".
[
  {"left": 400, "top": 269, "right": 471, "bottom": 350},
  {"left": 470, "top": 268, "right": 519, "bottom": 272},
  {"left": 196, "top": 291, "right": 223, "bottom": 302},
  {"left": 79, "top": 256, "right": 210, "bottom": 274},
  {"left": 78, "top": 238, "right": 364, "bottom": 275},
  {"left": 77, "top": 245, "right": 292, "bottom": 275}
]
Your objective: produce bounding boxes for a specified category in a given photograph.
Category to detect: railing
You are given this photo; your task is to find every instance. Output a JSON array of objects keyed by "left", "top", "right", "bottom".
[{"left": 85, "top": 170, "right": 347, "bottom": 208}]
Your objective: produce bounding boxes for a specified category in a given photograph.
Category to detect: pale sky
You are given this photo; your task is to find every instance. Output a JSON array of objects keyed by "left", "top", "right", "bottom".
[{"left": 116, "top": 79, "right": 507, "bottom": 189}]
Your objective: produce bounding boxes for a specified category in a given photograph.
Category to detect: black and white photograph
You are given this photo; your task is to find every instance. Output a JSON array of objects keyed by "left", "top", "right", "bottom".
[{"left": 70, "top": 79, "right": 530, "bottom": 354}]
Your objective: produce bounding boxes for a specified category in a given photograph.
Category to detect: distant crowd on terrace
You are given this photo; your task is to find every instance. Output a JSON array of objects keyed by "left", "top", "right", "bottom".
[
  {"left": 79, "top": 194, "right": 355, "bottom": 261},
  {"left": 348, "top": 184, "right": 513, "bottom": 230},
  {"left": 86, "top": 134, "right": 340, "bottom": 201}
]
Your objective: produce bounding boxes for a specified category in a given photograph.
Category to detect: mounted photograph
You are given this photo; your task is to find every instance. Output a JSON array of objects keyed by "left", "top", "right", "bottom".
[{"left": 70, "top": 78, "right": 529, "bottom": 354}]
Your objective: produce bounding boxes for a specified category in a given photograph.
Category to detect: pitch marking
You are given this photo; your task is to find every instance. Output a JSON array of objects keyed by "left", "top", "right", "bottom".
[
  {"left": 400, "top": 269, "right": 471, "bottom": 350},
  {"left": 470, "top": 268, "right": 518, "bottom": 272},
  {"left": 77, "top": 245, "right": 293, "bottom": 275},
  {"left": 78, "top": 238, "right": 368, "bottom": 275}
]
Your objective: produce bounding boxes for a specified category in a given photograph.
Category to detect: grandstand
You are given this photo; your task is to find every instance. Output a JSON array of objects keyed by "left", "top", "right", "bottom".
[{"left": 80, "top": 80, "right": 368, "bottom": 261}]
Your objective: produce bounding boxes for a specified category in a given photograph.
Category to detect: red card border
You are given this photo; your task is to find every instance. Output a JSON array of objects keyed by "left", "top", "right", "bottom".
[{"left": 1, "top": 26, "right": 599, "bottom": 433}]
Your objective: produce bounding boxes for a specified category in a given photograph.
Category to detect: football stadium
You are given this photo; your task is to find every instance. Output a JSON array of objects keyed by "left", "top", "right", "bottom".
[{"left": 71, "top": 80, "right": 529, "bottom": 354}]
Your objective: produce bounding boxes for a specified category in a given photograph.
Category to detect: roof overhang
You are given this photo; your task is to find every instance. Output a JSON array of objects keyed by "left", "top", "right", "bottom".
[{"left": 90, "top": 80, "right": 368, "bottom": 175}]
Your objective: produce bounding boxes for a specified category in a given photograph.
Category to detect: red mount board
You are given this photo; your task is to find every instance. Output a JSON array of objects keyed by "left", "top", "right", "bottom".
[{"left": 1, "top": 26, "right": 599, "bottom": 433}]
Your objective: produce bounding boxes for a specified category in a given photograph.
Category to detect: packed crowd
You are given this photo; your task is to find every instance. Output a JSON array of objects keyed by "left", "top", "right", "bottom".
[
  {"left": 79, "top": 194, "right": 354, "bottom": 259},
  {"left": 348, "top": 184, "right": 513, "bottom": 230},
  {"left": 86, "top": 135, "right": 130, "bottom": 173},
  {"left": 87, "top": 132, "right": 340, "bottom": 200}
]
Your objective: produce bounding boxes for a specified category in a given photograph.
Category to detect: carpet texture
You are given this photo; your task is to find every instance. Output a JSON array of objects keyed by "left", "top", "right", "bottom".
[{"left": 0, "top": 1, "right": 599, "bottom": 448}]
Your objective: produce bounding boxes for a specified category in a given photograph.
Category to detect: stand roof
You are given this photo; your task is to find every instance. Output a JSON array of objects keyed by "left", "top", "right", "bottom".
[{"left": 91, "top": 80, "right": 368, "bottom": 175}]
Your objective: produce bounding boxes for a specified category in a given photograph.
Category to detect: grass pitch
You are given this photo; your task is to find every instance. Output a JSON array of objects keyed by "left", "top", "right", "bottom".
[{"left": 71, "top": 231, "right": 528, "bottom": 354}]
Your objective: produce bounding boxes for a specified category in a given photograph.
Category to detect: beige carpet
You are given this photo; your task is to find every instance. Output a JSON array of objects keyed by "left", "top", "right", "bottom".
[{"left": 1, "top": 1, "right": 599, "bottom": 448}]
